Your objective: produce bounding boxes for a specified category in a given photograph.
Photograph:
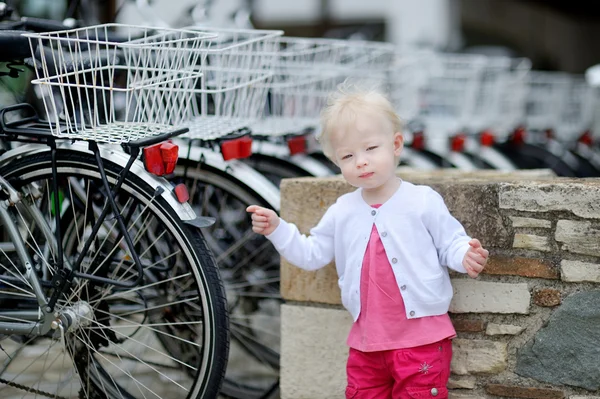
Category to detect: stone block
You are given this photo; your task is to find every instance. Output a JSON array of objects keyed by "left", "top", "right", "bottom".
[
  {"left": 451, "top": 339, "right": 507, "bottom": 375},
  {"left": 281, "top": 304, "right": 351, "bottom": 399},
  {"left": 448, "top": 375, "right": 477, "bottom": 389},
  {"left": 486, "top": 323, "right": 525, "bottom": 335},
  {"left": 561, "top": 260, "right": 600, "bottom": 283},
  {"left": 510, "top": 216, "right": 552, "bottom": 228},
  {"left": 486, "top": 384, "right": 564, "bottom": 398},
  {"left": 450, "top": 280, "right": 530, "bottom": 314},
  {"left": 499, "top": 181, "right": 600, "bottom": 219},
  {"left": 484, "top": 256, "right": 558, "bottom": 279},
  {"left": 449, "top": 392, "right": 485, "bottom": 399},
  {"left": 452, "top": 318, "right": 486, "bottom": 332},
  {"left": 533, "top": 288, "right": 562, "bottom": 307},
  {"left": 556, "top": 220, "right": 600, "bottom": 257},
  {"left": 513, "top": 233, "right": 551, "bottom": 252}
]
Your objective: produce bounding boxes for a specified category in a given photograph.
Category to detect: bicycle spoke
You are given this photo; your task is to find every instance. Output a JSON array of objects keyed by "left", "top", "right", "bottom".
[
  {"left": 80, "top": 314, "right": 199, "bottom": 371},
  {"left": 0, "top": 257, "right": 32, "bottom": 290},
  {"left": 92, "top": 307, "right": 202, "bottom": 349},
  {"left": 229, "top": 324, "right": 277, "bottom": 372},
  {"left": 89, "top": 272, "right": 192, "bottom": 304}
]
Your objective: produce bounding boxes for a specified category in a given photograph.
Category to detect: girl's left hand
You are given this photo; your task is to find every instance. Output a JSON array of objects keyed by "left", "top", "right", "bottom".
[{"left": 462, "top": 239, "right": 488, "bottom": 278}]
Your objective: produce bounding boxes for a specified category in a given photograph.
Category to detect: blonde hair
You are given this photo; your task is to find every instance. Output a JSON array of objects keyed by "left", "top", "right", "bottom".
[{"left": 318, "top": 80, "right": 403, "bottom": 160}]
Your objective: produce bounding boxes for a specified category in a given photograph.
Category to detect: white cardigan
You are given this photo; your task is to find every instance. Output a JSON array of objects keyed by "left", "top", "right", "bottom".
[{"left": 266, "top": 181, "right": 471, "bottom": 321}]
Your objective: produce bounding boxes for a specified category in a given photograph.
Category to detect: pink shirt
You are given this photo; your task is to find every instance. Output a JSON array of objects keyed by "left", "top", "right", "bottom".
[{"left": 347, "top": 206, "right": 456, "bottom": 352}]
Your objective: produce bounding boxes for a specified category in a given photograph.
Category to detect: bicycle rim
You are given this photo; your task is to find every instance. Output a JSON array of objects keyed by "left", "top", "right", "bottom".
[
  {"left": 173, "top": 161, "right": 281, "bottom": 399},
  {"left": 0, "top": 148, "right": 228, "bottom": 399}
]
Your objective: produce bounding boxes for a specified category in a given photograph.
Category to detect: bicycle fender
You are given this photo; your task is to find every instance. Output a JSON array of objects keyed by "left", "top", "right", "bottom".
[
  {"left": 176, "top": 144, "right": 281, "bottom": 211},
  {"left": 252, "top": 140, "right": 334, "bottom": 177},
  {"left": 476, "top": 146, "right": 517, "bottom": 171},
  {"left": 402, "top": 147, "right": 438, "bottom": 170},
  {"left": 0, "top": 142, "right": 211, "bottom": 225}
]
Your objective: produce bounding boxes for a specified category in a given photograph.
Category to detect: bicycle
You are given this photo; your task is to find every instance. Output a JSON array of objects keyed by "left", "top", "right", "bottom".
[
  {"left": 0, "top": 18, "right": 229, "bottom": 398},
  {"left": 14, "top": 7, "right": 288, "bottom": 394}
]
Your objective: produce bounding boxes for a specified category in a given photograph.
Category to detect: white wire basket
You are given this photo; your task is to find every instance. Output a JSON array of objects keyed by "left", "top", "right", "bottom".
[
  {"left": 491, "top": 57, "right": 531, "bottom": 139},
  {"left": 24, "top": 23, "right": 217, "bottom": 144},
  {"left": 387, "top": 49, "right": 434, "bottom": 125},
  {"left": 389, "top": 51, "right": 533, "bottom": 142},
  {"left": 250, "top": 36, "right": 395, "bottom": 137},
  {"left": 410, "top": 52, "right": 488, "bottom": 139},
  {"left": 178, "top": 26, "right": 283, "bottom": 140},
  {"left": 557, "top": 75, "right": 596, "bottom": 141},
  {"left": 524, "top": 71, "right": 571, "bottom": 134},
  {"left": 471, "top": 56, "right": 531, "bottom": 140}
]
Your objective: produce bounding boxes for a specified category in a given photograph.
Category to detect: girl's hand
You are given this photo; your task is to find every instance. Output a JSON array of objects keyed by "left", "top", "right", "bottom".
[
  {"left": 462, "top": 239, "right": 488, "bottom": 278},
  {"left": 246, "top": 205, "right": 280, "bottom": 236}
]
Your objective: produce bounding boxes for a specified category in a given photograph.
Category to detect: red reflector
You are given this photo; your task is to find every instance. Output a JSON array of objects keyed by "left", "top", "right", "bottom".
[
  {"left": 160, "top": 142, "right": 179, "bottom": 174},
  {"left": 545, "top": 128, "right": 554, "bottom": 140},
  {"left": 450, "top": 134, "right": 466, "bottom": 152},
  {"left": 579, "top": 130, "right": 594, "bottom": 146},
  {"left": 238, "top": 137, "right": 252, "bottom": 158},
  {"left": 174, "top": 183, "right": 189, "bottom": 203},
  {"left": 143, "top": 143, "right": 165, "bottom": 176},
  {"left": 220, "top": 136, "right": 253, "bottom": 161},
  {"left": 287, "top": 135, "right": 306, "bottom": 155},
  {"left": 510, "top": 127, "right": 526, "bottom": 146},
  {"left": 411, "top": 132, "right": 425, "bottom": 150},
  {"left": 480, "top": 130, "right": 495, "bottom": 147}
]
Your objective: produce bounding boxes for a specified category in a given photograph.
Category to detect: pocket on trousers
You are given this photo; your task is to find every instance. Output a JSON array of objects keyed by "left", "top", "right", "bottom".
[
  {"left": 406, "top": 386, "right": 448, "bottom": 398},
  {"left": 396, "top": 345, "right": 444, "bottom": 387},
  {"left": 345, "top": 385, "right": 358, "bottom": 399}
]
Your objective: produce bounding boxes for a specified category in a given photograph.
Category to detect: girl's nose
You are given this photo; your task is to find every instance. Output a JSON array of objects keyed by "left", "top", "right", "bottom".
[{"left": 356, "top": 156, "right": 368, "bottom": 168}]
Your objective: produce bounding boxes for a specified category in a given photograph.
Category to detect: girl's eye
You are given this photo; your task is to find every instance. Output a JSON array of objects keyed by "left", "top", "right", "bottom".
[
  {"left": 367, "top": 146, "right": 378, "bottom": 151},
  {"left": 341, "top": 154, "right": 352, "bottom": 160}
]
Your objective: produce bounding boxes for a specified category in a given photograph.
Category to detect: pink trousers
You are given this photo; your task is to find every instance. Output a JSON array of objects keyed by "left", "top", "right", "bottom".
[{"left": 345, "top": 339, "right": 452, "bottom": 399}]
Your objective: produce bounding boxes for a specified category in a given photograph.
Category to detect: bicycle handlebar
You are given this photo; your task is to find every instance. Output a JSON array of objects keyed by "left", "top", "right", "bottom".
[
  {"left": 20, "top": 16, "right": 77, "bottom": 32},
  {"left": 0, "top": 30, "right": 31, "bottom": 61},
  {"left": 0, "top": 8, "right": 80, "bottom": 62}
]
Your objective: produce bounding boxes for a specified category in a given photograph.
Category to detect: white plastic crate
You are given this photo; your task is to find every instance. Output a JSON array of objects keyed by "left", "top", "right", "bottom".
[{"left": 24, "top": 23, "right": 216, "bottom": 144}]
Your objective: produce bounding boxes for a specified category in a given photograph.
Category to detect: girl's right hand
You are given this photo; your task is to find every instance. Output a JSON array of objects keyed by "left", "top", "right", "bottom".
[{"left": 246, "top": 205, "right": 280, "bottom": 236}]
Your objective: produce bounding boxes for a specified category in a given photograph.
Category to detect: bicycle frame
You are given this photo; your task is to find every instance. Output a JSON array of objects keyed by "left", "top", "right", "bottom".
[{"left": 0, "top": 174, "right": 55, "bottom": 336}]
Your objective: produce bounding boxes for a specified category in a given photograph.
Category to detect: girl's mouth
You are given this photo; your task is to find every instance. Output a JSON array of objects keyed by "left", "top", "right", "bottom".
[{"left": 359, "top": 172, "right": 374, "bottom": 178}]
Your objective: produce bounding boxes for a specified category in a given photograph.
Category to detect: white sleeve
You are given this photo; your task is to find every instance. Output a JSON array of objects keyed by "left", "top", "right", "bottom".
[
  {"left": 423, "top": 189, "right": 471, "bottom": 273},
  {"left": 265, "top": 205, "right": 336, "bottom": 271}
]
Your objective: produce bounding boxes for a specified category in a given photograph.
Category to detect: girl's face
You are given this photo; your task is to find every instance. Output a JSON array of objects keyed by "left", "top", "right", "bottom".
[{"left": 329, "top": 112, "right": 403, "bottom": 195}]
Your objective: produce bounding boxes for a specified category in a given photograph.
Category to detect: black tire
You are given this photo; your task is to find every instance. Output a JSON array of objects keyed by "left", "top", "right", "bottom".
[
  {"left": 496, "top": 142, "right": 578, "bottom": 177},
  {"left": 0, "top": 148, "right": 228, "bottom": 399},
  {"left": 173, "top": 160, "right": 281, "bottom": 399},
  {"left": 241, "top": 153, "right": 314, "bottom": 186}
]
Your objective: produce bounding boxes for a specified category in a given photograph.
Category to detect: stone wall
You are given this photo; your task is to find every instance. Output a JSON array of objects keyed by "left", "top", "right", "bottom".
[{"left": 278, "top": 169, "right": 600, "bottom": 399}]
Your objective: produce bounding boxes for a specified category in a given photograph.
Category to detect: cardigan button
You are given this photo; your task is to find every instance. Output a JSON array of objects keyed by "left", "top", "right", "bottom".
[
  {"left": 391, "top": 258, "right": 397, "bottom": 264},
  {"left": 431, "top": 388, "right": 439, "bottom": 396},
  {"left": 371, "top": 210, "right": 376, "bottom": 216},
  {"left": 400, "top": 285, "right": 406, "bottom": 291},
  {"left": 409, "top": 310, "right": 415, "bottom": 317},
  {"left": 381, "top": 232, "right": 387, "bottom": 237}
]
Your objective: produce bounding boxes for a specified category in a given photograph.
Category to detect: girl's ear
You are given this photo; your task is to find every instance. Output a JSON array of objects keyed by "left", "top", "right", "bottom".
[{"left": 393, "top": 131, "right": 404, "bottom": 156}]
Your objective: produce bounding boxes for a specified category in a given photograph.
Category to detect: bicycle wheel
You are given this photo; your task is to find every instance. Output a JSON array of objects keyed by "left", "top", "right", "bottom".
[
  {"left": 173, "top": 159, "right": 281, "bottom": 399},
  {"left": 0, "top": 147, "right": 228, "bottom": 399},
  {"left": 242, "top": 154, "right": 315, "bottom": 186}
]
